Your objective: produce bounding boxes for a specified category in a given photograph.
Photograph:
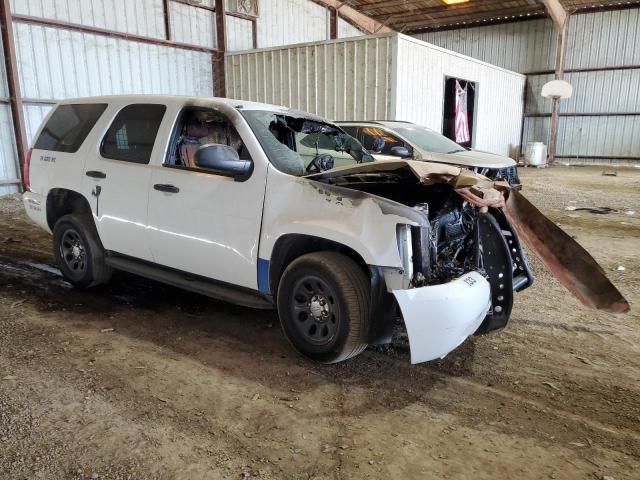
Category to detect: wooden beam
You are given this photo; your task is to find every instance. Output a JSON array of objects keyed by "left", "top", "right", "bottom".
[
  {"left": 308, "top": 0, "right": 391, "bottom": 34},
  {"left": 214, "top": 0, "right": 226, "bottom": 97},
  {"left": 0, "top": 0, "right": 28, "bottom": 191},
  {"left": 542, "top": 0, "right": 568, "bottom": 30}
]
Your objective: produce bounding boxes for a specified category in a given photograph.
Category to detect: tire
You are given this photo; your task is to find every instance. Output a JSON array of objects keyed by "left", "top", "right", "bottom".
[
  {"left": 277, "top": 252, "right": 370, "bottom": 363},
  {"left": 53, "top": 214, "right": 112, "bottom": 288}
]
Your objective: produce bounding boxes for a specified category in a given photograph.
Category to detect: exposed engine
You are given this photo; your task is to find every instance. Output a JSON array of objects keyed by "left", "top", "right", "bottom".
[{"left": 413, "top": 199, "right": 479, "bottom": 284}]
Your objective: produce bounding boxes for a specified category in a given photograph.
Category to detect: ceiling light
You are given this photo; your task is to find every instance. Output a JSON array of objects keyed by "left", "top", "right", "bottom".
[{"left": 442, "top": 0, "right": 470, "bottom": 4}]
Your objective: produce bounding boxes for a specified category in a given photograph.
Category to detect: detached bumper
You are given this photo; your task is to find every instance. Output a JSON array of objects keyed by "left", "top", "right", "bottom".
[{"left": 393, "top": 272, "right": 491, "bottom": 364}]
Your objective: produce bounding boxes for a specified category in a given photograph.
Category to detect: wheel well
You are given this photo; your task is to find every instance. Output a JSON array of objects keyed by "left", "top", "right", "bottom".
[
  {"left": 46, "top": 189, "right": 92, "bottom": 231},
  {"left": 269, "top": 234, "right": 369, "bottom": 297}
]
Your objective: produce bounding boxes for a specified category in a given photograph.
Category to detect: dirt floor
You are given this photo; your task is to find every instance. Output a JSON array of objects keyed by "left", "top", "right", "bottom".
[{"left": 0, "top": 165, "right": 638, "bottom": 480}]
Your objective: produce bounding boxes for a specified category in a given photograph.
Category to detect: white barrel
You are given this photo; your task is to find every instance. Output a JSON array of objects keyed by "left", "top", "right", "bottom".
[{"left": 525, "top": 142, "right": 547, "bottom": 166}]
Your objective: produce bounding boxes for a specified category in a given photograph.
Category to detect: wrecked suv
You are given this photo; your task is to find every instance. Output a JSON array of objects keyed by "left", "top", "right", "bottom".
[{"left": 23, "top": 96, "right": 628, "bottom": 364}]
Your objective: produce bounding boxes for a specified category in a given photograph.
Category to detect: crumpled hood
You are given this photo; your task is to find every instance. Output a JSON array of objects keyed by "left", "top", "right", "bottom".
[
  {"left": 307, "top": 160, "right": 629, "bottom": 314},
  {"left": 425, "top": 148, "right": 517, "bottom": 169}
]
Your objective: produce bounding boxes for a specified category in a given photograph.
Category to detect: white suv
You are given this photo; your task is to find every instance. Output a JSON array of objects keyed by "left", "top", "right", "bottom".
[{"left": 23, "top": 95, "right": 536, "bottom": 364}]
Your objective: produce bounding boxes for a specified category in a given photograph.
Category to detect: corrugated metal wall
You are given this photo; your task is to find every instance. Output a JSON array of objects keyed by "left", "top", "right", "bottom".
[
  {"left": 257, "top": 0, "right": 328, "bottom": 48},
  {"left": 226, "top": 35, "right": 394, "bottom": 120},
  {"left": 396, "top": 35, "right": 525, "bottom": 157},
  {"left": 414, "top": 8, "right": 640, "bottom": 165},
  {"left": 227, "top": 15, "right": 253, "bottom": 51},
  {"left": 10, "top": 0, "right": 167, "bottom": 39},
  {"left": 338, "top": 18, "right": 364, "bottom": 39},
  {"left": 169, "top": 1, "right": 216, "bottom": 48}
]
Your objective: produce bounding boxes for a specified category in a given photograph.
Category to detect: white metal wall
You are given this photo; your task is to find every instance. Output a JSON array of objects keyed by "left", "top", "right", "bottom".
[
  {"left": 169, "top": 0, "right": 216, "bottom": 48},
  {"left": 415, "top": 9, "right": 640, "bottom": 164},
  {"left": 225, "top": 34, "right": 394, "bottom": 121},
  {"left": 257, "top": 0, "right": 328, "bottom": 48},
  {"left": 395, "top": 35, "right": 525, "bottom": 157},
  {"left": 10, "top": 0, "right": 167, "bottom": 39},
  {"left": 338, "top": 18, "right": 364, "bottom": 39},
  {"left": 227, "top": 15, "right": 253, "bottom": 51}
]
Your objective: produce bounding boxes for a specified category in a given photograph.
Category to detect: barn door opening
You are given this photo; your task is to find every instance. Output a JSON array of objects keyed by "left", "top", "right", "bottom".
[{"left": 442, "top": 77, "right": 477, "bottom": 148}]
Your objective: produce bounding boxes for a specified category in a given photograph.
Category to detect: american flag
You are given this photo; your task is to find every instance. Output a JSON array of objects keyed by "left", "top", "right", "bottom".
[{"left": 455, "top": 80, "right": 470, "bottom": 144}]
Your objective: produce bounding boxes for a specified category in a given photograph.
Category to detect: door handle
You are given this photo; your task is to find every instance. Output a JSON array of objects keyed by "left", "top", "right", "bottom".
[
  {"left": 154, "top": 184, "right": 180, "bottom": 193},
  {"left": 86, "top": 170, "right": 106, "bottom": 179}
]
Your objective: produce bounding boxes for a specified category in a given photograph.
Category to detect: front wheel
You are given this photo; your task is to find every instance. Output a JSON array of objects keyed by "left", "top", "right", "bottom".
[{"left": 277, "top": 252, "right": 370, "bottom": 363}]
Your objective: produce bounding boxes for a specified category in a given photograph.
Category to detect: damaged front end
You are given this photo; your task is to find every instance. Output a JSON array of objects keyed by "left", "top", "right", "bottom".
[{"left": 307, "top": 160, "right": 628, "bottom": 364}]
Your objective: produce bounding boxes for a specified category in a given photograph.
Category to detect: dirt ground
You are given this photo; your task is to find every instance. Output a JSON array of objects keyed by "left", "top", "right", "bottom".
[{"left": 0, "top": 165, "right": 638, "bottom": 480}]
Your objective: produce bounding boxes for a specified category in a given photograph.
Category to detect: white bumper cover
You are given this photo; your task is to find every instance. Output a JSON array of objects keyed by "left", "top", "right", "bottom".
[{"left": 393, "top": 271, "right": 491, "bottom": 364}]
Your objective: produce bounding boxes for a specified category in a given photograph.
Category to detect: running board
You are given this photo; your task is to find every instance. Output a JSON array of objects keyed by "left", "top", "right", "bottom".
[{"left": 105, "top": 255, "right": 274, "bottom": 310}]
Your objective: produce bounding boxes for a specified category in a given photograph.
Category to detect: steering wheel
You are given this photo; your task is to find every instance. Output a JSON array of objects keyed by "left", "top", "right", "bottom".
[{"left": 306, "top": 153, "right": 335, "bottom": 174}]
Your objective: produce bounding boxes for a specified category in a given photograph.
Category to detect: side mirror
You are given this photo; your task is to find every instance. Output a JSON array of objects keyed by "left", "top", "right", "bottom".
[
  {"left": 389, "top": 146, "right": 411, "bottom": 158},
  {"left": 193, "top": 144, "right": 252, "bottom": 180}
]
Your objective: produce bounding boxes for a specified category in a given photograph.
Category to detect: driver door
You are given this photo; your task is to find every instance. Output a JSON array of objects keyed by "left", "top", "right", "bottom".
[{"left": 146, "top": 107, "right": 266, "bottom": 290}]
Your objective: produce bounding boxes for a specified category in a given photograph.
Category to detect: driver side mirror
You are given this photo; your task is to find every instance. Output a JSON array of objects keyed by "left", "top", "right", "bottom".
[
  {"left": 389, "top": 146, "right": 412, "bottom": 158},
  {"left": 194, "top": 144, "right": 252, "bottom": 181}
]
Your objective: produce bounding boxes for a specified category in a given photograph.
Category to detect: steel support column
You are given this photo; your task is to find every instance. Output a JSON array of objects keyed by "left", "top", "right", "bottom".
[
  {"left": 329, "top": 6, "right": 338, "bottom": 40},
  {"left": 215, "top": 0, "right": 227, "bottom": 97},
  {"left": 0, "top": 0, "right": 28, "bottom": 191}
]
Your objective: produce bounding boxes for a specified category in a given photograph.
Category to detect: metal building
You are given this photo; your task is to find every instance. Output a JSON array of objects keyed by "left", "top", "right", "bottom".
[{"left": 226, "top": 33, "right": 526, "bottom": 157}]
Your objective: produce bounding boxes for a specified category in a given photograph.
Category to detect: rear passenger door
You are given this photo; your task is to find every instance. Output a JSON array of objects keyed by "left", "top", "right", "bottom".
[{"left": 82, "top": 103, "right": 166, "bottom": 262}]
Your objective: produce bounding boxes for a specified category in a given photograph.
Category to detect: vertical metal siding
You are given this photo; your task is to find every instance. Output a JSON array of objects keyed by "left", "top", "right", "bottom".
[
  {"left": 415, "top": 19, "right": 556, "bottom": 74},
  {"left": 225, "top": 35, "right": 394, "bottom": 121},
  {"left": 13, "top": 23, "right": 214, "bottom": 101},
  {"left": 567, "top": 9, "right": 640, "bottom": 69},
  {"left": 226, "top": 15, "right": 253, "bottom": 51},
  {"left": 395, "top": 35, "right": 525, "bottom": 157},
  {"left": 0, "top": 28, "right": 18, "bottom": 195},
  {"left": 11, "top": 0, "right": 167, "bottom": 39},
  {"left": 338, "top": 18, "right": 363, "bottom": 39},
  {"left": 256, "top": 0, "right": 328, "bottom": 48},
  {"left": 169, "top": 0, "right": 216, "bottom": 49},
  {"left": 0, "top": 105, "right": 19, "bottom": 196}
]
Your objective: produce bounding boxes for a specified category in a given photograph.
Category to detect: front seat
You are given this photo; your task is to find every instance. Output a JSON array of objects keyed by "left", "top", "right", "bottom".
[{"left": 179, "top": 120, "right": 210, "bottom": 168}]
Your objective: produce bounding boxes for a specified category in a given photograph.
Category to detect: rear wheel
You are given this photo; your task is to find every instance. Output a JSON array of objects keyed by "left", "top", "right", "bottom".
[
  {"left": 277, "top": 252, "right": 370, "bottom": 363},
  {"left": 53, "top": 214, "right": 112, "bottom": 288}
]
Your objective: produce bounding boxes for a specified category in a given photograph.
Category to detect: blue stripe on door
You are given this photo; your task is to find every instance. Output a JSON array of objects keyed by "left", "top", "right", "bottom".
[{"left": 257, "top": 258, "right": 270, "bottom": 294}]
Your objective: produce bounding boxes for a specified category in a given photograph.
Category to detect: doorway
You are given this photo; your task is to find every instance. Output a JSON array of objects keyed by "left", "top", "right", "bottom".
[{"left": 442, "top": 76, "right": 477, "bottom": 148}]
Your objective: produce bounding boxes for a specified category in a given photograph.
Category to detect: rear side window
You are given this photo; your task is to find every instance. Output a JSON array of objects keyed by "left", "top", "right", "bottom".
[
  {"left": 34, "top": 103, "right": 107, "bottom": 153},
  {"left": 101, "top": 104, "right": 166, "bottom": 164}
]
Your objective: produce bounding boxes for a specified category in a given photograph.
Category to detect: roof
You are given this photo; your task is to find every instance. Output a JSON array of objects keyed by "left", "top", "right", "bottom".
[{"left": 347, "top": 0, "right": 640, "bottom": 34}]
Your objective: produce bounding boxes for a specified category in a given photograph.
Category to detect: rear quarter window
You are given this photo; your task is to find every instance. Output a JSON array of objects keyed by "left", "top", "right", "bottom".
[
  {"left": 100, "top": 104, "right": 166, "bottom": 164},
  {"left": 34, "top": 103, "right": 108, "bottom": 153}
]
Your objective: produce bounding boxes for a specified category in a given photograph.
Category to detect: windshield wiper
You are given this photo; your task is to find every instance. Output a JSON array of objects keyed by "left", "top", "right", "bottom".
[{"left": 447, "top": 149, "right": 466, "bottom": 154}]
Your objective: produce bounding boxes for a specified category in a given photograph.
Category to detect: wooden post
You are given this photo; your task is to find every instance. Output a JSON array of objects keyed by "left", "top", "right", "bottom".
[
  {"left": 548, "top": 19, "right": 568, "bottom": 164},
  {"left": 0, "top": 0, "right": 28, "bottom": 190},
  {"left": 542, "top": 0, "right": 569, "bottom": 164},
  {"left": 215, "top": 0, "right": 227, "bottom": 97}
]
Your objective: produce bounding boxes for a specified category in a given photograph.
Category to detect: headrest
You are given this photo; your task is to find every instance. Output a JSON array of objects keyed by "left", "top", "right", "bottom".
[{"left": 186, "top": 120, "right": 209, "bottom": 138}]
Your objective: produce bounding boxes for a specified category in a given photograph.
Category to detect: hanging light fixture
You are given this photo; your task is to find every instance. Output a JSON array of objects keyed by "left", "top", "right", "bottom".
[{"left": 441, "top": 0, "right": 470, "bottom": 5}]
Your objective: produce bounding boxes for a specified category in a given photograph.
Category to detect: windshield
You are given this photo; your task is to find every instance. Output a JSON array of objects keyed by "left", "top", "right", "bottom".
[
  {"left": 391, "top": 125, "right": 465, "bottom": 154},
  {"left": 241, "top": 110, "right": 373, "bottom": 176}
]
